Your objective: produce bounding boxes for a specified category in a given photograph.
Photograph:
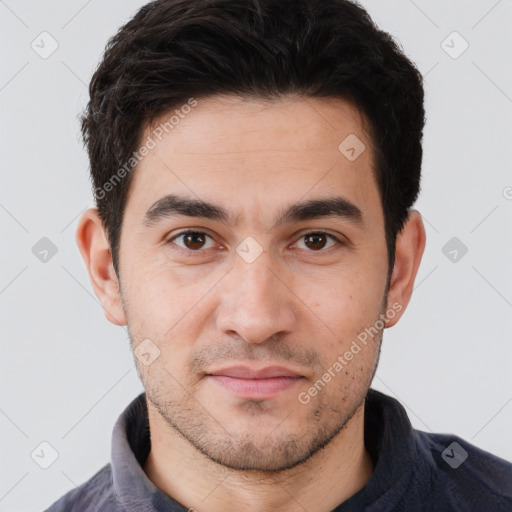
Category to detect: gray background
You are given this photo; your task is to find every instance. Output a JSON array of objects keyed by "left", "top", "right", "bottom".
[{"left": 1, "top": 0, "right": 511, "bottom": 510}]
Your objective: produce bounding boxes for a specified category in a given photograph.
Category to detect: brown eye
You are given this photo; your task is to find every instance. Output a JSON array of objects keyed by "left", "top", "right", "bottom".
[
  {"left": 170, "top": 231, "right": 215, "bottom": 252},
  {"left": 304, "top": 233, "right": 327, "bottom": 250},
  {"left": 183, "top": 232, "right": 206, "bottom": 250},
  {"left": 295, "top": 232, "right": 339, "bottom": 252}
]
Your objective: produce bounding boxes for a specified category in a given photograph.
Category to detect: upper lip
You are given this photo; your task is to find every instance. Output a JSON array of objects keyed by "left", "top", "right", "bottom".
[{"left": 207, "top": 365, "right": 303, "bottom": 379}]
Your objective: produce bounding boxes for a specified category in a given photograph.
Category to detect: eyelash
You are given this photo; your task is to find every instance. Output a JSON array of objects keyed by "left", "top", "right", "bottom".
[{"left": 167, "top": 229, "right": 344, "bottom": 256}]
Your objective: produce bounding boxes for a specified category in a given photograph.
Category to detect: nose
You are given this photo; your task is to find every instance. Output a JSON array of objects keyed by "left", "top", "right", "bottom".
[{"left": 216, "top": 251, "right": 298, "bottom": 345}]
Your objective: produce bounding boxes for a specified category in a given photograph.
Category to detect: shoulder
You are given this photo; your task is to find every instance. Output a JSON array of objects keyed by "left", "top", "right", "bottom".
[
  {"left": 43, "top": 463, "right": 120, "bottom": 511},
  {"left": 415, "top": 430, "right": 512, "bottom": 511}
]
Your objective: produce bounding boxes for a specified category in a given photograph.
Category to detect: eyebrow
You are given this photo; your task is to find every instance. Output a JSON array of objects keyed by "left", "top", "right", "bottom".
[{"left": 143, "top": 193, "right": 364, "bottom": 229}]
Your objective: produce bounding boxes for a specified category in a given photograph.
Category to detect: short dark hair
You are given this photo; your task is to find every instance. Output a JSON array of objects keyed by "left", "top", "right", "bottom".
[{"left": 81, "top": 0, "right": 425, "bottom": 278}]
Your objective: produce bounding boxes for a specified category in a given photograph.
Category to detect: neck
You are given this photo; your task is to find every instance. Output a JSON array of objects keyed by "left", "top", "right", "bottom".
[{"left": 144, "top": 401, "right": 373, "bottom": 512}]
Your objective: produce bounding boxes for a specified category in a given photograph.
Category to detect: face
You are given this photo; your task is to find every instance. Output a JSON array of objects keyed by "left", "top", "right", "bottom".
[{"left": 117, "top": 94, "right": 391, "bottom": 471}]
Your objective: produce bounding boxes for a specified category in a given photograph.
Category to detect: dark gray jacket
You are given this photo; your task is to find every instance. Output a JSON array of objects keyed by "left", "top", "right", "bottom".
[{"left": 43, "top": 389, "right": 512, "bottom": 511}]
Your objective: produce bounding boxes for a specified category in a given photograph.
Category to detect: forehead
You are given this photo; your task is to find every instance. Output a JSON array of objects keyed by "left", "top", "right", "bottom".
[
  {"left": 124, "top": 94, "right": 381, "bottom": 229},
  {"left": 145, "top": 94, "right": 371, "bottom": 155}
]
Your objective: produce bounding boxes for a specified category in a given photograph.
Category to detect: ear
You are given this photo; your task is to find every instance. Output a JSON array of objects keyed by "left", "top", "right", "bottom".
[
  {"left": 75, "top": 208, "right": 127, "bottom": 326},
  {"left": 385, "top": 209, "right": 426, "bottom": 327}
]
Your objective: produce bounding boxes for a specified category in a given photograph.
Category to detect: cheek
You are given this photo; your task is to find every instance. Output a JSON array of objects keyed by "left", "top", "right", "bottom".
[
  {"left": 304, "top": 267, "right": 386, "bottom": 356},
  {"left": 123, "top": 265, "right": 216, "bottom": 363},
  {"left": 311, "top": 263, "right": 384, "bottom": 315},
  {"left": 121, "top": 268, "right": 183, "bottom": 349}
]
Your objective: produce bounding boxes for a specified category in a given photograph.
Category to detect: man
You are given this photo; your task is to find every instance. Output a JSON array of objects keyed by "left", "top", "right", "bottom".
[{"left": 45, "top": 0, "right": 512, "bottom": 510}]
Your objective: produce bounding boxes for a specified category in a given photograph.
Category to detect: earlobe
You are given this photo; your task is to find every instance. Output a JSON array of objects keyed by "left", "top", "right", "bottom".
[
  {"left": 385, "top": 209, "right": 426, "bottom": 328},
  {"left": 75, "top": 208, "right": 127, "bottom": 326}
]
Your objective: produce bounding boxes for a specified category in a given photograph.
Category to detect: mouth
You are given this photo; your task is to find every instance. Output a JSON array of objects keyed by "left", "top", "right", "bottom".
[{"left": 205, "top": 365, "right": 305, "bottom": 400}]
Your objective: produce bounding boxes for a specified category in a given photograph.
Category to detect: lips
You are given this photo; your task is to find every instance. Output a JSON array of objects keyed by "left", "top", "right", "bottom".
[
  {"left": 208, "top": 365, "right": 302, "bottom": 379},
  {"left": 206, "top": 365, "right": 304, "bottom": 399}
]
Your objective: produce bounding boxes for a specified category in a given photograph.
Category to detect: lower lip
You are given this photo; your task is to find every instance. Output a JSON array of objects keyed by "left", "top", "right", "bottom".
[{"left": 207, "top": 375, "right": 303, "bottom": 399}]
